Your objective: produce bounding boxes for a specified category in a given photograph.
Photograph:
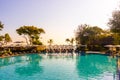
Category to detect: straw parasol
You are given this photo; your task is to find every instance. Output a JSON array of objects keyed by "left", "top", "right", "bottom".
[{"left": 104, "top": 45, "right": 114, "bottom": 47}]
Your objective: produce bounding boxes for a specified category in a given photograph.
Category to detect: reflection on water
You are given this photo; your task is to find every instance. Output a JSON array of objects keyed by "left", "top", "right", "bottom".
[
  {"left": 117, "top": 57, "right": 120, "bottom": 80},
  {"left": 0, "top": 54, "right": 117, "bottom": 80},
  {"left": 76, "top": 54, "right": 116, "bottom": 80},
  {"left": 15, "top": 54, "right": 43, "bottom": 76}
]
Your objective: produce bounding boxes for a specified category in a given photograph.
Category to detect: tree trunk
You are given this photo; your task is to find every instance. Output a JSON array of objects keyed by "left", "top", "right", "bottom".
[{"left": 23, "top": 35, "right": 29, "bottom": 45}]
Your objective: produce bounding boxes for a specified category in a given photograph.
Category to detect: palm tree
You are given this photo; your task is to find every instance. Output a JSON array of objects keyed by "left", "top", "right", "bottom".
[
  {"left": 65, "top": 38, "right": 74, "bottom": 45},
  {"left": 66, "top": 38, "right": 70, "bottom": 45},
  {"left": 0, "top": 21, "right": 4, "bottom": 46},
  {"left": 0, "top": 35, "right": 4, "bottom": 46},
  {"left": 70, "top": 38, "right": 74, "bottom": 45},
  {"left": 48, "top": 39, "right": 53, "bottom": 46},
  {"left": 0, "top": 21, "right": 4, "bottom": 31}
]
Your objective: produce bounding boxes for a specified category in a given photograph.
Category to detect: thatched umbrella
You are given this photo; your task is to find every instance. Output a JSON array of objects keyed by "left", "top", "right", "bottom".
[
  {"left": 114, "top": 45, "right": 120, "bottom": 47},
  {"left": 104, "top": 45, "right": 114, "bottom": 47},
  {"left": 104, "top": 45, "right": 115, "bottom": 51}
]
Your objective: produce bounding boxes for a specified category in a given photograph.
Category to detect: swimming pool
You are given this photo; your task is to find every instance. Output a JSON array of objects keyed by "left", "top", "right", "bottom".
[{"left": 0, "top": 54, "right": 117, "bottom": 80}]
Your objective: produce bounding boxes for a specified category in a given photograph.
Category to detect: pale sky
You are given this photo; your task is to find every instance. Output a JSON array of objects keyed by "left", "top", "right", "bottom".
[{"left": 0, "top": 0, "right": 119, "bottom": 45}]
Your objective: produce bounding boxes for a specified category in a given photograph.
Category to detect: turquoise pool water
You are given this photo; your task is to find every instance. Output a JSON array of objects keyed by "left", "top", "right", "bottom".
[{"left": 0, "top": 54, "right": 117, "bottom": 80}]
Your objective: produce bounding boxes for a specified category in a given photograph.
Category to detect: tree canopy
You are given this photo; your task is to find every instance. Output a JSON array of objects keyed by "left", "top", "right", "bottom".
[
  {"left": 16, "top": 26, "right": 45, "bottom": 45},
  {"left": 75, "top": 24, "right": 114, "bottom": 51},
  {"left": 75, "top": 24, "right": 104, "bottom": 45},
  {"left": 108, "top": 10, "right": 120, "bottom": 44},
  {"left": 0, "top": 21, "right": 12, "bottom": 45},
  {"left": 4, "top": 33, "right": 12, "bottom": 44},
  {"left": 108, "top": 10, "right": 120, "bottom": 33}
]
